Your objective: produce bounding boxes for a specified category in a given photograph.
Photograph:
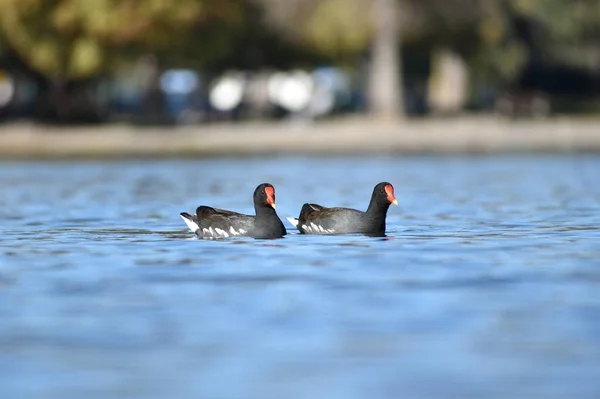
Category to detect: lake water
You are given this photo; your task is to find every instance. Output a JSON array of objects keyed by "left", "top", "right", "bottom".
[{"left": 1, "top": 155, "right": 599, "bottom": 399}]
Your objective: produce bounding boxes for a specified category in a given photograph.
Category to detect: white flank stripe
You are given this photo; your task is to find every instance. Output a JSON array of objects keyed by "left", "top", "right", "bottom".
[
  {"left": 286, "top": 217, "right": 299, "bottom": 227},
  {"left": 202, "top": 228, "right": 210, "bottom": 235},
  {"left": 239, "top": 229, "right": 247, "bottom": 235},
  {"left": 229, "top": 226, "right": 239, "bottom": 236},
  {"left": 181, "top": 215, "right": 199, "bottom": 233},
  {"left": 215, "top": 228, "right": 229, "bottom": 238}
]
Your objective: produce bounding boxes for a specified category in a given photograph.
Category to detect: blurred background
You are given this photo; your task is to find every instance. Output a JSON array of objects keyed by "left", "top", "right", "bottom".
[
  {"left": 1, "top": 2, "right": 600, "bottom": 398},
  {"left": 1, "top": 0, "right": 599, "bottom": 125}
]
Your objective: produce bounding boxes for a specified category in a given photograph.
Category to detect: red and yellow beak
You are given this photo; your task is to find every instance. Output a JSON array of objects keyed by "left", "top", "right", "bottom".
[
  {"left": 385, "top": 184, "right": 398, "bottom": 205},
  {"left": 265, "top": 186, "right": 276, "bottom": 209}
]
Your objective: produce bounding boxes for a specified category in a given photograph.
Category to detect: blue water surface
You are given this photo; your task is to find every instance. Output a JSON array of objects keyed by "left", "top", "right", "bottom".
[{"left": 0, "top": 155, "right": 599, "bottom": 399}]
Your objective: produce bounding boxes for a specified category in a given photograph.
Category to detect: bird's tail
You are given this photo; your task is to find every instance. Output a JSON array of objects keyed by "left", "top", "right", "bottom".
[
  {"left": 180, "top": 212, "right": 199, "bottom": 233},
  {"left": 286, "top": 217, "right": 299, "bottom": 227}
]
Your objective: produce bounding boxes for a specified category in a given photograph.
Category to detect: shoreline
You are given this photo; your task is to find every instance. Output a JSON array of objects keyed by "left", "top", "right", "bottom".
[{"left": 1, "top": 116, "right": 599, "bottom": 158}]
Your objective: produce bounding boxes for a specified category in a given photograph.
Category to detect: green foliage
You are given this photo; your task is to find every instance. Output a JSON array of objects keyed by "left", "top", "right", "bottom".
[
  {"left": 304, "top": 0, "right": 371, "bottom": 58},
  {"left": 253, "top": 0, "right": 371, "bottom": 61},
  {"left": 1, "top": 0, "right": 599, "bottom": 85},
  {"left": 511, "top": 0, "right": 599, "bottom": 40},
  {"left": 508, "top": 0, "right": 600, "bottom": 67},
  {"left": 0, "top": 0, "right": 243, "bottom": 80}
]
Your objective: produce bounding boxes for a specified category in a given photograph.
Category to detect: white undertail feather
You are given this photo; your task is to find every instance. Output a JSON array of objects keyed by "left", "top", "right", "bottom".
[
  {"left": 181, "top": 215, "right": 199, "bottom": 233},
  {"left": 286, "top": 217, "right": 299, "bottom": 227}
]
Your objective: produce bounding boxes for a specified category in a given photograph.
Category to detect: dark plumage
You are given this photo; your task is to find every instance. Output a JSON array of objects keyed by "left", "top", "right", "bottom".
[
  {"left": 180, "top": 183, "right": 286, "bottom": 239},
  {"left": 287, "top": 182, "right": 398, "bottom": 236}
]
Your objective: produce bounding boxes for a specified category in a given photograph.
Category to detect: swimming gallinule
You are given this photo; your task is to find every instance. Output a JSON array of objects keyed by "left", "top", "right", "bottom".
[
  {"left": 180, "top": 183, "right": 286, "bottom": 239},
  {"left": 287, "top": 182, "right": 398, "bottom": 235}
]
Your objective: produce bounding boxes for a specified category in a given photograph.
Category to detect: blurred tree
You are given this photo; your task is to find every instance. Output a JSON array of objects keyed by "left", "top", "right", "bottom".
[
  {"left": 468, "top": 0, "right": 600, "bottom": 103},
  {"left": 399, "top": 0, "right": 600, "bottom": 108},
  {"left": 1, "top": 0, "right": 599, "bottom": 122},
  {"left": 368, "top": 0, "right": 403, "bottom": 120},
  {"left": 0, "top": 0, "right": 246, "bottom": 122},
  {"left": 254, "top": 0, "right": 406, "bottom": 119},
  {"left": 247, "top": 0, "right": 600, "bottom": 113},
  {"left": 506, "top": 0, "right": 600, "bottom": 70}
]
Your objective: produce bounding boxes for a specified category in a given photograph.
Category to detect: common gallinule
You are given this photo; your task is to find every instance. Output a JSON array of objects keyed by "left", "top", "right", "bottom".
[
  {"left": 287, "top": 182, "right": 398, "bottom": 235},
  {"left": 180, "top": 183, "right": 286, "bottom": 239}
]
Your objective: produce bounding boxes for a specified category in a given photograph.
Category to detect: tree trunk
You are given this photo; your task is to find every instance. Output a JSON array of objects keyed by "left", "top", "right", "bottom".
[
  {"left": 50, "top": 78, "right": 70, "bottom": 122},
  {"left": 1, "top": 49, "right": 103, "bottom": 123},
  {"left": 368, "top": 0, "right": 404, "bottom": 121},
  {"left": 33, "top": 78, "right": 105, "bottom": 124}
]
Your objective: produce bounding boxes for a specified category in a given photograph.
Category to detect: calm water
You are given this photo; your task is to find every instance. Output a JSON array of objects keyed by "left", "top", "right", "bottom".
[{"left": 1, "top": 155, "right": 599, "bottom": 399}]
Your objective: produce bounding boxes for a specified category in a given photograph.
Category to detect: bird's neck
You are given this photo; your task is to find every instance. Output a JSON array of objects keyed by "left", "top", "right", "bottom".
[
  {"left": 365, "top": 199, "right": 390, "bottom": 227},
  {"left": 255, "top": 205, "right": 277, "bottom": 219},
  {"left": 366, "top": 196, "right": 389, "bottom": 215}
]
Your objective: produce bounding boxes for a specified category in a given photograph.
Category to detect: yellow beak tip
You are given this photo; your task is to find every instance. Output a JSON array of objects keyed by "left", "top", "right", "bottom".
[
  {"left": 271, "top": 203, "right": 276, "bottom": 209},
  {"left": 392, "top": 199, "right": 399, "bottom": 206}
]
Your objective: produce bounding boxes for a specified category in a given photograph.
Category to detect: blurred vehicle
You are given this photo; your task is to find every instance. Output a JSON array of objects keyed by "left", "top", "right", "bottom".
[{"left": 161, "top": 69, "right": 205, "bottom": 124}]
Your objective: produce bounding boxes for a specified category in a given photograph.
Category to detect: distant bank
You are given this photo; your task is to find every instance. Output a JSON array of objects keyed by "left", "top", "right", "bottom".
[{"left": 1, "top": 117, "right": 599, "bottom": 158}]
